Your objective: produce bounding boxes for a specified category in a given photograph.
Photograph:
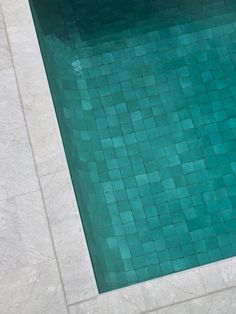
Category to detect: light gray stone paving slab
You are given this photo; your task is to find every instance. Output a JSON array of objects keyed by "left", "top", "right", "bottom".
[
  {"left": 14, "top": 191, "right": 55, "bottom": 264},
  {"left": 41, "top": 170, "right": 98, "bottom": 303},
  {"left": 0, "top": 197, "right": 28, "bottom": 272},
  {"left": 0, "top": 5, "right": 68, "bottom": 313},
  {"left": 0, "top": 3, "right": 66, "bottom": 175},
  {"left": 0, "top": 68, "right": 39, "bottom": 199},
  {"left": 40, "top": 171, "right": 79, "bottom": 225},
  {"left": 0, "top": 68, "right": 25, "bottom": 135},
  {"left": 0, "top": 0, "right": 32, "bottom": 27},
  {"left": 0, "top": 6, "right": 12, "bottom": 70},
  {"left": 0, "top": 0, "right": 98, "bottom": 304},
  {"left": 0, "top": 123, "right": 40, "bottom": 198},
  {"left": 0, "top": 260, "right": 67, "bottom": 314},
  {"left": 156, "top": 287, "right": 236, "bottom": 314},
  {"left": 0, "top": 191, "right": 55, "bottom": 274}
]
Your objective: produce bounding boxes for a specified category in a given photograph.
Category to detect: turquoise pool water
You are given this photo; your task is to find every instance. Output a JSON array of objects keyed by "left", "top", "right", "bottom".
[{"left": 30, "top": 0, "right": 236, "bottom": 292}]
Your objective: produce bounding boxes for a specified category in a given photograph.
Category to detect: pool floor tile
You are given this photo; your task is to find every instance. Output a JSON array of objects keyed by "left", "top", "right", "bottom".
[{"left": 30, "top": 0, "right": 236, "bottom": 292}]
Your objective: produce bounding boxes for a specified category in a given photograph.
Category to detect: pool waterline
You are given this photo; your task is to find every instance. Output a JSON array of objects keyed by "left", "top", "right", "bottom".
[{"left": 30, "top": 0, "right": 236, "bottom": 293}]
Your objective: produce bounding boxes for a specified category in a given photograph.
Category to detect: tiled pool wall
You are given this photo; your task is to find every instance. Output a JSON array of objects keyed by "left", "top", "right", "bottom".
[{"left": 29, "top": 0, "right": 236, "bottom": 293}]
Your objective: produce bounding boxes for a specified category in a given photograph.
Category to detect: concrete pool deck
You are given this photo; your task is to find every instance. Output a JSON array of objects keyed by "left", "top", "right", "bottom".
[{"left": 1, "top": 0, "right": 236, "bottom": 312}]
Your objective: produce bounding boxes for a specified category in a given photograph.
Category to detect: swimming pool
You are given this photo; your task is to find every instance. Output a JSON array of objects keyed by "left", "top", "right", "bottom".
[{"left": 30, "top": 0, "right": 236, "bottom": 292}]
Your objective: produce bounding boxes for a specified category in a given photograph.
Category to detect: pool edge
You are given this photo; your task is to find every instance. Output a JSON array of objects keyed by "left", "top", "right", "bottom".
[{"left": 1, "top": 0, "right": 236, "bottom": 311}]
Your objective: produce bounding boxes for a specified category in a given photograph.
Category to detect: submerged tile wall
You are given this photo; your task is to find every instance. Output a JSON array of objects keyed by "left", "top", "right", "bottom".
[{"left": 30, "top": 0, "right": 236, "bottom": 293}]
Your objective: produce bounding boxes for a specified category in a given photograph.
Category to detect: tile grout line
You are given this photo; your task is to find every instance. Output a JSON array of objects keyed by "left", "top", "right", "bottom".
[{"left": 0, "top": 3, "right": 70, "bottom": 313}]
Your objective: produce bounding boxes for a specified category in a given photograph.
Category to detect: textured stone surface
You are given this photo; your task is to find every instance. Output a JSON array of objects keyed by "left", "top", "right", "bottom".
[
  {"left": 0, "top": 260, "right": 67, "bottom": 314},
  {"left": 0, "top": 6, "right": 11, "bottom": 70},
  {"left": 0, "top": 192, "right": 54, "bottom": 273},
  {"left": 0, "top": 6, "right": 68, "bottom": 312},
  {"left": 156, "top": 287, "right": 236, "bottom": 314},
  {"left": 41, "top": 170, "right": 98, "bottom": 303}
]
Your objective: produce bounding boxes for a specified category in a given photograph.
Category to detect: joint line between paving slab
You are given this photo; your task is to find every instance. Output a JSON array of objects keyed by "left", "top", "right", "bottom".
[
  {"left": 0, "top": 3, "right": 70, "bottom": 312},
  {"left": 142, "top": 285, "right": 236, "bottom": 314},
  {"left": 68, "top": 284, "right": 236, "bottom": 312}
]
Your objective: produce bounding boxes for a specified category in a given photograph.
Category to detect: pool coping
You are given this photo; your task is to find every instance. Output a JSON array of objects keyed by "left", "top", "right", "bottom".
[{"left": 1, "top": 0, "right": 236, "bottom": 312}]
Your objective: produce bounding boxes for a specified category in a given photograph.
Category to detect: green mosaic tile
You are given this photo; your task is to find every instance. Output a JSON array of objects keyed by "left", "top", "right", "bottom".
[{"left": 30, "top": 0, "right": 236, "bottom": 293}]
